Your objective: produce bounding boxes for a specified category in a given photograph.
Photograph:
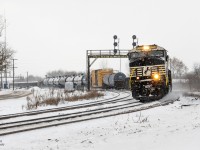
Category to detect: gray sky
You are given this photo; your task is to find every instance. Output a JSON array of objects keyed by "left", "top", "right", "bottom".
[{"left": 0, "top": 0, "right": 200, "bottom": 77}]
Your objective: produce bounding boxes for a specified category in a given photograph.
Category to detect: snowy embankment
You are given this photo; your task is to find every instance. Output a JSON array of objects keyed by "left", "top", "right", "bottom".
[
  {"left": 1, "top": 89, "right": 200, "bottom": 150},
  {"left": 0, "top": 87, "right": 117, "bottom": 116}
]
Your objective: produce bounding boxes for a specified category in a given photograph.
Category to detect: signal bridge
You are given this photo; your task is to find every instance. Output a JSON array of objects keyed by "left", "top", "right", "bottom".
[{"left": 86, "top": 49, "right": 130, "bottom": 90}]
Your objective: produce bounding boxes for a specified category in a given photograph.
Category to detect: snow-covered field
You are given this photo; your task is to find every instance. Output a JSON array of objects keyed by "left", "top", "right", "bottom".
[
  {"left": 0, "top": 87, "right": 118, "bottom": 116},
  {"left": 1, "top": 88, "right": 200, "bottom": 150}
]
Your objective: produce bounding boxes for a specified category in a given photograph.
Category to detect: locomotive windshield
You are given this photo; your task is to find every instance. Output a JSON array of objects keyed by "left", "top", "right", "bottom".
[
  {"left": 129, "top": 50, "right": 165, "bottom": 67},
  {"left": 130, "top": 50, "right": 164, "bottom": 59}
]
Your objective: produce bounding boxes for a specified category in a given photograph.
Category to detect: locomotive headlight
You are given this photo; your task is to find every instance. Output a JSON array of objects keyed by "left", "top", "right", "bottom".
[
  {"left": 143, "top": 45, "right": 150, "bottom": 51},
  {"left": 153, "top": 74, "right": 160, "bottom": 80},
  {"left": 136, "top": 76, "right": 140, "bottom": 80}
]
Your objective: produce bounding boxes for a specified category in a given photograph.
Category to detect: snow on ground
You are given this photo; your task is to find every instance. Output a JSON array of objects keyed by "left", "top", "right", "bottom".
[
  {"left": 0, "top": 87, "right": 118, "bottom": 116},
  {"left": 0, "top": 90, "right": 13, "bottom": 96},
  {"left": 0, "top": 89, "right": 30, "bottom": 115},
  {"left": 1, "top": 89, "right": 200, "bottom": 149}
]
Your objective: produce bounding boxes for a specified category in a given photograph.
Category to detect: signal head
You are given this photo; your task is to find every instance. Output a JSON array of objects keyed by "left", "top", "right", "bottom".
[
  {"left": 132, "top": 35, "right": 136, "bottom": 39},
  {"left": 113, "top": 35, "right": 118, "bottom": 39}
]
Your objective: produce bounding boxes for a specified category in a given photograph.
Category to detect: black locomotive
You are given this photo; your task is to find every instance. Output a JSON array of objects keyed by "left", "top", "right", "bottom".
[{"left": 128, "top": 44, "right": 172, "bottom": 101}]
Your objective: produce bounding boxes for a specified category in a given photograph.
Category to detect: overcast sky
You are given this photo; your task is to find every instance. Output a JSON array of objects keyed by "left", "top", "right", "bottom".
[{"left": 0, "top": 0, "right": 200, "bottom": 77}]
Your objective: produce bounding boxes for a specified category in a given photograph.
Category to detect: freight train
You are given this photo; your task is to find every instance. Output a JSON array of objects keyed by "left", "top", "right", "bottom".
[
  {"left": 43, "top": 69, "right": 127, "bottom": 91},
  {"left": 43, "top": 74, "right": 86, "bottom": 91},
  {"left": 102, "top": 72, "right": 126, "bottom": 89},
  {"left": 91, "top": 69, "right": 127, "bottom": 89},
  {"left": 128, "top": 44, "right": 172, "bottom": 101}
]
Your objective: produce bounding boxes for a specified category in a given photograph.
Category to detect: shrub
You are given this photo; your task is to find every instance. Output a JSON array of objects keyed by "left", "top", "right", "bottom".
[{"left": 25, "top": 89, "right": 104, "bottom": 110}]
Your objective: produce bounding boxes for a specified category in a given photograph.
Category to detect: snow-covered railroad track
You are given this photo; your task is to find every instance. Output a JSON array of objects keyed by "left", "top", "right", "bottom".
[
  {"left": 0, "top": 91, "right": 31, "bottom": 100},
  {"left": 0, "top": 95, "right": 179, "bottom": 136},
  {"left": 0, "top": 91, "right": 130, "bottom": 120}
]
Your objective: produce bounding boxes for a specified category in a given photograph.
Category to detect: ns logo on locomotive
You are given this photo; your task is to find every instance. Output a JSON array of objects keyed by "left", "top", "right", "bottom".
[{"left": 128, "top": 44, "right": 172, "bottom": 102}]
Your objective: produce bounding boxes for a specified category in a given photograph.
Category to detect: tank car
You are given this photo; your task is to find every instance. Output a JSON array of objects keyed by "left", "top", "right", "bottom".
[
  {"left": 43, "top": 74, "right": 86, "bottom": 91},
  {"left": 53, "top": 76, "right": 60, "bottom": 86},
  {"left": 48, "top": 77, "right": 55, "bottom": 86},
  {"left": 65, "top": 75, "right": 75, "bottom": 92},
  {"left": 43, "top": 77, "right": 50, "bottom": 87},
  {"left": 58, "top": 76, "right": 68, "bottom": 88},
  {"left": 103, "top": 72, "right": 126, "bottom": 89},
  {"left": 74, "top": 74, "right": 86, "bottom": 91}
]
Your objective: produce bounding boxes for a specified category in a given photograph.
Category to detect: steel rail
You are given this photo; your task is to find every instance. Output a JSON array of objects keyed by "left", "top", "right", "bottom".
[
  {"left": 0, "top": 97, "right": 179, "bottom": 136},
  {"left": 0, "top": 91, "right": 130, "bottom": 120}
]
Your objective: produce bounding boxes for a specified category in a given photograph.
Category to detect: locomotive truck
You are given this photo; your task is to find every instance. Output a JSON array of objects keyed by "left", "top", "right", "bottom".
[{"left": 128, "top": 44, "right": 172, "bottom": 101}]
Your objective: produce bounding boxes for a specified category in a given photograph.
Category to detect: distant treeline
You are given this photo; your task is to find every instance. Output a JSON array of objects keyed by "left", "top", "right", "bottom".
[
  {"left": 46, "top": 70, "right": 85, "bottom": 77},
  {"left": 15, "top": 70, "right": 85, "bottom": 82},
  {"left": 171, "top": 57, "right": 200, "bottom": 91}
]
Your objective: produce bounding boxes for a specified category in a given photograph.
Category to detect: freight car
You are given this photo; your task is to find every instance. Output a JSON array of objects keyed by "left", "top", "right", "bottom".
[
  {"left": 43, "top": 74, "right": 86, "bottom": 91},
  {"left": 91, "top": 68, "right": 127, "bottom": 89},
  {"left": 102, "top": 72, "right": 126, "bottom": 89},
  {"left": 128, "top": 44, "right": 172, "bottom": 101},
  {"left": 74, "top": 75, "right": 86, "bottom": 90},
  {"left": 91, "top": 69, "right": 113, "bottom": 88}
]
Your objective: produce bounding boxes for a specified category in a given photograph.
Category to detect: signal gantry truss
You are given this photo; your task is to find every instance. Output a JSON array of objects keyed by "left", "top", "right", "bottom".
[{"left": 86, "top": 49, "right": 129, "bottom": 90}]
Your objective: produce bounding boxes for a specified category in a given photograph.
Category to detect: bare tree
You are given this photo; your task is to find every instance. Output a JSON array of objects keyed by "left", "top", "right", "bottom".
[
  {"left": 0, "top": 15, "right": 4, "bottom": 37},
  {"left": 171, "top": 57, "right": 188, "bottom": 79},
  {"left": 185, "top": 72, "right": 195, "bottom": 91},
  {"left": 0, "top": 15, "right": 15, "bottom": 89},
  {"left": 192, "top": 63, "right": 200, "bottom": 90},
  {"left": 193, "top": 63, "right": 200, "bottom": 77},
  {"left": 46, "top": 70, "right": 84, "bottom": 77},
  {"left": 0, "top": 46, "right": 15, "bottom": 72},
  {"left": 184, "top": 63, "right": 200, "bottom": 91}
]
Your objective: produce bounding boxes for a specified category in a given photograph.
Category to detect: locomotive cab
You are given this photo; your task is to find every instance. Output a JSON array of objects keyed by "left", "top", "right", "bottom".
[{"left": 128, "top": 44, "right": 172, "bottom": 101}]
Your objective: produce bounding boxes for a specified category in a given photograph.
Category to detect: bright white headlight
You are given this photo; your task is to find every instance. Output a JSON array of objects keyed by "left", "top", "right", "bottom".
[{"left": 153, "top": 74, "right": 159, "bottom": 80}]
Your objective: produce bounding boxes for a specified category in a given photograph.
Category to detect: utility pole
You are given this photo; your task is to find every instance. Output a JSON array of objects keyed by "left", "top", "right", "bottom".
[
  {"left": 12, "top": 59, "right": 17, "bottom": 90},
  {"left": 27, "top": 72, "right": 28, "bottom": 89},
  {"left": 0, "top": 72, "right": 2, "bottom": 90},
  {"left": 4, "top": 11, "right": 7, "bottom": 88}
]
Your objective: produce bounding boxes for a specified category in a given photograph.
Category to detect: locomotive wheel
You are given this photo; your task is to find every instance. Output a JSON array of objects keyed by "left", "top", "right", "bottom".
[
  {"left": 156, "top": 88, "right": 164, "bottom": 100},
  {"left": 139, "top": 97, "right": 148, "bottom": 103},
  {"left": 169, "top": 84, "right": 172, "bottom": 92},
  {"left": 165, "top": 86, "right": 169, "bottom": 94},
  {"left": 132, "top": 91, "right": 140, "bottom": 100},
  {"left": 132, "top": 89, "right": 143, "bottom": 101}
]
